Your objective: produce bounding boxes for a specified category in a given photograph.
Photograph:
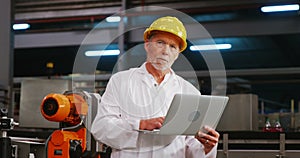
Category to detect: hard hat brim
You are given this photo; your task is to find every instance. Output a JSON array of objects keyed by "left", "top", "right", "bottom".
[{"left": 144, "top": 29, "right": 187, "bottom": 52}]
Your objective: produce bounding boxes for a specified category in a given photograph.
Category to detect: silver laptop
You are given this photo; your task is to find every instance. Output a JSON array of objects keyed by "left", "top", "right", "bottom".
[{"left": 138, "top": 94, "right": 229, "bottom": 135}]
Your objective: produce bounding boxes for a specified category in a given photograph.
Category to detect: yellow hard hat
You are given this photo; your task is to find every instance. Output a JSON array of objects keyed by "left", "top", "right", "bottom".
[{"left": 144, "top": 16, "right": 187, "bottom": 52}]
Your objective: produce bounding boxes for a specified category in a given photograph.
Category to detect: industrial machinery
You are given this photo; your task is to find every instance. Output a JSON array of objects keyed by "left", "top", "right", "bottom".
[
  {"left": 40, "top": 90, "right": 101, "bottom": 158},
  {"left": 0, "top": 105, "right": 19, "bottom": 158}
]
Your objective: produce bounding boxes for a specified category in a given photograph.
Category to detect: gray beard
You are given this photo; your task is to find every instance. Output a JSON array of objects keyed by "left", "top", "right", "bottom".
[{"left": 149, "top": 61, "right": 173, "bottom": 71}]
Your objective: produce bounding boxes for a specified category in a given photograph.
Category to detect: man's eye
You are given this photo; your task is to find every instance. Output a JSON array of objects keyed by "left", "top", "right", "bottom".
[
  {"left": 170, "top": 45, "right": 178, "bottom": 50},
  {"left": 157, "top": 41, "right": 164, "bottom": 44}
]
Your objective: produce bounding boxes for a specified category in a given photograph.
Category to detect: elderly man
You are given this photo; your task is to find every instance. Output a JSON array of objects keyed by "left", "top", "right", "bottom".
[{"left": 91, "top": 16, "right": 219, "bottom": 158}]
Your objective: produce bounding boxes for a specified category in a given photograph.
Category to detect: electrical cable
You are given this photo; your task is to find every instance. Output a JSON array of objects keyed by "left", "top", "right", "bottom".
[
  {"left": 44, "top": 132, "right": 53, "bottom": 158},
  {"left": 62, "top": 116, "right": 85, "bottom": 131}
]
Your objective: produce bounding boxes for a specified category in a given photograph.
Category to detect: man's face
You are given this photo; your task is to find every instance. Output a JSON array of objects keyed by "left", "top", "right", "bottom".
[{"left": 144, "top": 31, "right": 181, "bottom": 71}]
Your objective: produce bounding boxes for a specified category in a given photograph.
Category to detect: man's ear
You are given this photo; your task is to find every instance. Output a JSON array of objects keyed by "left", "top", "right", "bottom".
[{"left": 144, "top": 40, "right": 150, "bottom": 51}]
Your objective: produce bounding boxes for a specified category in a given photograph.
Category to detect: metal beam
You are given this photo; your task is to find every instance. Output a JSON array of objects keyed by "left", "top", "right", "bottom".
[
  {"left": 15, "top": 29, "right": 118, "bottom": 48},
  {"left": 15, "top": 0, "right": 298, "bottom": 20},
  {"left": 15, "top": 16, "right": 300, "bottom": 48},
  {"left": 130, "top": 16, "right": 300, "bottom": 42},
  {"left": 0, "top": 0, "right": 13, "bottom": 117},
  {"left": 13, "top": 67, "right": 300, "bottom": 83},
  {"left": 15, "top": 6, "right": 121, "bottom": 20},
  {"left": 178, "top": 67, "right": 300, "bottom": 78}
]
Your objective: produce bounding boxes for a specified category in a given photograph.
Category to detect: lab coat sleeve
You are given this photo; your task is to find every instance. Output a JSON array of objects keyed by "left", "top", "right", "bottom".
[
  {"left": 91, "top": 75, "right": 140, "bottom": 150},
  {"left": 185, "top": 136, "right": 218, "bottom": 158},
  {"left": 204, "top": 145, "right": 218, "bottom": 158}
]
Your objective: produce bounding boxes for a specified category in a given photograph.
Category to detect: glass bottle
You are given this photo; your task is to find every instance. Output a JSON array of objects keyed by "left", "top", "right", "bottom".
[
  {"left": 263, "top": 118, "right": 271, "bottom": 132},
  {"left": 274, "top": 118, "right": 283, "bottom": 132}
]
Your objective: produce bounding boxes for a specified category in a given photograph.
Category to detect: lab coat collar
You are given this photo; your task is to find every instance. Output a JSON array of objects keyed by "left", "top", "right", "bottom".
[
  {"left": 137, "top": 62, "right": 175, "bottom": 76},
  {"left": 136, "top": 62, "right": 179, "bottom": 86}
]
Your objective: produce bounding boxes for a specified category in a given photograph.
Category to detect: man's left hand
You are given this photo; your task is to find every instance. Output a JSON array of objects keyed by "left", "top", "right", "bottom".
[{"left": 195, "top": 126, "right": 220, "bottom": 154}]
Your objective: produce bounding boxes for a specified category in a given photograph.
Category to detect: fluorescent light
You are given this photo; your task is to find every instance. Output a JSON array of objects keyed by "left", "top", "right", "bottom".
[
  {"left": 190, "top": 44, "right": 232, "bottom": 51},
  {"left": 261, "top": 4, "right": 299, "bottom": 13},
  {"left": 13, "top": 23, "right": 30, "bottom": 30},
  {"left": 106, "top": 16, "right": 121, "bottom": 23},
  {"left": 85, "top": 50, "right": 120, "bottom": 56}
]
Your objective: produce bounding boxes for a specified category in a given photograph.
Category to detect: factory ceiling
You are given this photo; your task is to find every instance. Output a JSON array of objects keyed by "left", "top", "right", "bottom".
[
  {"left": 12, "top": 0, "right": 300, "bottom": 107},
  {"left": 13, "top": 0, "right": 300, "bottom": 74}
]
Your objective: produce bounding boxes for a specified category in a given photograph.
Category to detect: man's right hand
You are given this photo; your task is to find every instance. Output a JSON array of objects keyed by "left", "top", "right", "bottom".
[{"left": 139, "top": 117, "right": 165, "bottom": 130}]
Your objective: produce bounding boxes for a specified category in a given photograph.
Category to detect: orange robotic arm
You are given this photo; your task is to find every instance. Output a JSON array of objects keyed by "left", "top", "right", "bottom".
[
  {"left": 40, "top": 92, "right": 95, "bottom": 158},
  {"left": 41, "top": 93, "right": 88, "bottom": 126}
]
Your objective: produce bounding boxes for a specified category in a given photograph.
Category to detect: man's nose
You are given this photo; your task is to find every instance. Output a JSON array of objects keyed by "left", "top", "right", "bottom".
[{"left": 162, "top": 44, "right": 172, "bottom": 54}]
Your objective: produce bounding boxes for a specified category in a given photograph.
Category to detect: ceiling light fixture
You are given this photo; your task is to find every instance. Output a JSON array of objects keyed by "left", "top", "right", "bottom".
[
  {"left": 190, "top": 44, "right": 232, "bottom": 51},
  {"left": 261, "top": 4, "right": 299, "bottom": 13},
  {"left": 85, "top": 50, "right": 120, "bottom": 57},
  {"left": 13, "top": 23, "right": 30, "bottom": 30},
  {"left": 106, "top": 16, "right": 121, "bottom": 23}
]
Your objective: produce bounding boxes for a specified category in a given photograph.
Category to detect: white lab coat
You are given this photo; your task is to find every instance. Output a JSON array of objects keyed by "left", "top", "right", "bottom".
[{"left": 91, "top": 63, "right": 217, "bottom": 158}]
